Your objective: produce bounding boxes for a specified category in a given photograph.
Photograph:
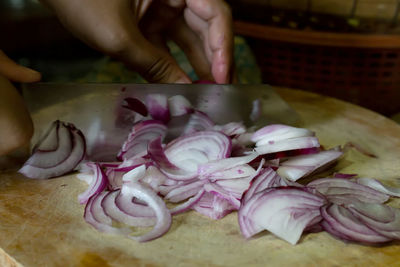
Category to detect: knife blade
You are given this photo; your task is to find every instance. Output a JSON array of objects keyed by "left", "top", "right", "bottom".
[{"left": 22, "top": 83, "right": 299, "bottom": 160}]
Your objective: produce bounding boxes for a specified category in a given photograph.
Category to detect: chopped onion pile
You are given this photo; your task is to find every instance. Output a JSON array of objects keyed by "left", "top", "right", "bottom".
[{"left": 19, "top": 94, "right": 400, "bottom": 245}]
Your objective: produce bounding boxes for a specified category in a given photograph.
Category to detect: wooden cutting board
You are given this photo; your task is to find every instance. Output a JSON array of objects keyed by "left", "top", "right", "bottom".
[{"left": 1, "top": 87, "right": 399, "bottom": 267}]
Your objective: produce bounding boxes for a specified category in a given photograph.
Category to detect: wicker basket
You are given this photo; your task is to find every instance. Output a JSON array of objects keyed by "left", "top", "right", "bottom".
[{"left": 234, "top": 20, "right": 400, "bottom": 116}]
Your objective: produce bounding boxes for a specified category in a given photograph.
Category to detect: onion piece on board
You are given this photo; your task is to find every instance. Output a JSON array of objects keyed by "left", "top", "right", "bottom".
[
  {"left": 238, "top": 187, "right": 326, "bottom": 244},
  {"left": 121, "top": 182, "right": 172, "bottom": 242},
  {"left": 19, "top": 122, "right": 86, "bottom": 179}
]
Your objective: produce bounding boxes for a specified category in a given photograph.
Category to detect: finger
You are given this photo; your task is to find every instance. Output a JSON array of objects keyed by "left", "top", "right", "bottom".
[
  {"left": 185, "top": 0, "right": 233, "bottom": 83},
  {"left": 117, "top": 32, "right": 191, "bottom": 83},
  {"left": 183, "top": 8, "right": 213, "bottom": 62},
  {"left": 0, "top": 50, "right": 41, "bottom": 83},
  {"left": 0, "top": 75, "right": 33, "bottom": 155},
  {"left": 168, "top": 17, "right": 213, "bottom": 81}
]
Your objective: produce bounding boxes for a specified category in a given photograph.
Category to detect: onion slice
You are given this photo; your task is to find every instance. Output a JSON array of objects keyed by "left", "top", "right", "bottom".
[
  {"left": 19, "top": 123, "right": 86, "bottom": 179},
  {"left": 78, "top": 162, "right": 108, "bottom": 204},
  {"left": 121, "top": 182, "right": 172, "bottom": 242},
  {"left": 238, "top": 187, "right": 326, "bottom": 244},
  {"left": 146, "top": 94, "right": 170, "bottom": 124},
  {"left": 356, "top": 177, "right": 400, "bottom": 198},
  {"left": 321, "top": 204, "right": 391, "bottom": 244},
  {"left": 168, "top": 95, "right": 193, "bottom": 117},
  {"left": 122, "top": 97, "right": 148, "bottom": 117},
  {"left": 277, "top": 150, "right": 343, "bottom": 182},
  {"left": 307, "top": 178, "right": 390, "bottom": 205},
  {"left": 347, "top": 202, "right": 400, "bottom": 240},
  {"left": 118, "top": 120, "right": 167, "bottom": 161}
]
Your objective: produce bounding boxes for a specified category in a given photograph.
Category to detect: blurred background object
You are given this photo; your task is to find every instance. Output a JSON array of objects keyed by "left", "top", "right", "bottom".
[
  {"left": 229, "top": 0, "right": 400, "bottom": 118},
  {"left": 1, "top": 0, "right": 400, "bottom": 120}
]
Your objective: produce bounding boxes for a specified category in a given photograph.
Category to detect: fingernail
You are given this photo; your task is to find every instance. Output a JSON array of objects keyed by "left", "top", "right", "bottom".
[{"left": 175, "top": 76, "right": 192, "bottom": 84}]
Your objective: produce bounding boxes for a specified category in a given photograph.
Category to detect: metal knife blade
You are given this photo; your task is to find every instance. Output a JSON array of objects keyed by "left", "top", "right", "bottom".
[{"left": 22, "top": 83, "right": 299, "bottom": 159}]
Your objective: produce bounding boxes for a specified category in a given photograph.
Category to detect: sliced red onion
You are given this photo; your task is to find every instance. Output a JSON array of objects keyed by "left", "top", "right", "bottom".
[
  {"left": 255, "top": 137, "right": 320, "bottom": 156},
  {"left": 277, "top": 150, "right": 343, "bottom": 182},
  {"left": 307, "top": 178, "right": 389, "bottom": 205},
  {"left": 145, "top": 94, "right": 170, "bottom": 124},
  {"left": 165, "top": 180, "right": 207, "bottom": 202},
  {"left": 118, "top": 120, "right": 167, "bottom": 160},
  {"left": 101, "top": 190, "right": 156, "bottom": 227},
  {"left": 238, "top": 187, "right": 326, "bottom": 244},
  {"left": 192, "top": 191, "right": 236, "bottom": 220},
  {"left": 122, "top": 97, "right": 148, "bottom": 117},
  {"left": 213, "top": 122, "right": 246, "bottom": 137},
  {"left": 215, "top": 176, "right": 253, "bottom": 200},
  {"left": 347, "top": 202, "right": 400, "bottom": 240},
  {"left": 121, "top": 182, "right": 172, "bottom": 242},
  {"left": 84, "top": 192, "right": 129, "bottom": 235},
  {"left": 121, "top": 164, "right": 147, "bottom": 184},
  {"left": 234, "top": 132, "right": 255, "bottom": 147},
  {"left": 203, "top": 183, "right": 241, "bottom": 209},
  {"left": 198, "top": 153, "right": 258, "bottom": 179},
  {"left": 151, "top": 131, "right": 231, "bottom": 180},
  {"left": 32, "top": 120, "right": 59, "bottom": 152},
  {"left": 321, "top": 204, "right": 391, "bottom": 244},
  {"left": 115, "top": 190, "right": 155, "bottom": 217},
  {"left": 182, "top": 111, "right": 215, "bottom": 135},
  {"left": 251, "top": 124, "right": 314, "bottom": 146},
  {"left": 141, "top": 166, "right": 167, "bottom": 192},
  {"left": 168, "top": 95, "right": 193, "bottom": 117},
  {"left": 241, "top": 167, "right": 286, "bottom": 205},
  {"left": 19, "top": 123, "right": 86, "bottom": 179},
  {"left": 170, "top": 189, "right": 205, "bottom": 215},
  {"left": 27, "top": 123, "right": 72, "bottom": 168},
  {"left": 356, "top": 177, "right": 400, "bottom": 197},
  {"left": 78, "top": 163, "right": 108, "bottom": 204},
  {"left": 205, "top": 165, "right": 257, "bottom": 182}
]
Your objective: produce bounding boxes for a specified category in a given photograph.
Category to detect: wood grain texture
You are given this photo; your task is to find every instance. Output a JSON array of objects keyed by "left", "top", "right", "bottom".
[{"left": 0, "top": 88, "right": 399, "bottom": 267}]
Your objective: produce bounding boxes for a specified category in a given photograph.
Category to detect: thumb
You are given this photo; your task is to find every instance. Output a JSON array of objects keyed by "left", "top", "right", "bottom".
[
  {"left": 0, "top": 50, "right": 41, "bottom": 83},
  {"left": 118, "top": 35, "right": 191, "bottom": 84}
]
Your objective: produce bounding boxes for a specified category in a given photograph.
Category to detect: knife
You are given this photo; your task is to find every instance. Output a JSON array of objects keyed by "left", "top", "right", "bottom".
[{"left": 22, "top": 83, "right": 299, "bottom": 160}]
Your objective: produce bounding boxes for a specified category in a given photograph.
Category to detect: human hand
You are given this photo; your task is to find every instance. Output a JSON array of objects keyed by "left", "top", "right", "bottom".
[
  {"left": 41, "top": 0, "right": 233, "bottom": 83},
  {"left": 0, "top": 51, "right": 38, "bottom": 155}
]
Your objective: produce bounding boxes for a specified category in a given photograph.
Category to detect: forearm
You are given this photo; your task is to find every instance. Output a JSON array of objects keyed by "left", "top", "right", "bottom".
[{"left": 0, "top": 75, "right": 33, "bottom": 156}]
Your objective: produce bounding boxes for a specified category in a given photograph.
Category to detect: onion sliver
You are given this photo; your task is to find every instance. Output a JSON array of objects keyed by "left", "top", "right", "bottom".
[
  {"left": 183, "top": 111, "right": 215, "bottom": 135},
  {"left": 146, "top": 94, "right": 170, "bottom": 123},
  {"left": 19, "top": 123, "right": 86, "bottom": 179},
  {"left": 122, "top": 97, "right": 148, "bottom": 117},
  {"left": 27, "top": 121, "right": 72, "bottom": 167},
  {"left": 356, "top": 177, "right": 400, "bottom": 198},
  {"left": 347, "top": 202, "right": 400, "bottom": 240},
  {"left": 101, "top": 190, "right": 156, "bottom": 227},
  {"left": 78, "top": 163, "right": 108, "bottom": 204},
  {"left": 238, "top": 187, "right": 326, "bottom": 244},
  {"left": 168, "top": 95, "right": 193, "bottom": 117},
  {"left": 118, "top": 120, "right": 167, "bottom": 161},
  {"left": 255, "top": 137, "right": 320, "bottom": 156},
  {"left": 321, "top": 204, "right": 391, "bottom": 244},
  {"left": 198, "top": 153, "right": 258, "bottom": 179},
  {"left": 192, "top": 192, "right": 236, "bottom": 220},
  {"left": 308, "top": 178, "right": 389, "bottom": 205},
  {"left": 84, "top": 192, "right": 129, "bottom": 235},
  {"left": 277, "top": 150, "right": 343, "bottom": 182},
  {"left": 252, "top": 124, "right": 314, "bottom": 146},
  {"left": 121, "top": 182, "right": 172, "bottom": 242}
]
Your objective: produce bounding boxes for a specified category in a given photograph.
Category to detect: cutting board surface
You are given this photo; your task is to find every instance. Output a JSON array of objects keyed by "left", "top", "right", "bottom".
[{"left": 1, "top": 88, "right": 400, "bottom": 267}]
